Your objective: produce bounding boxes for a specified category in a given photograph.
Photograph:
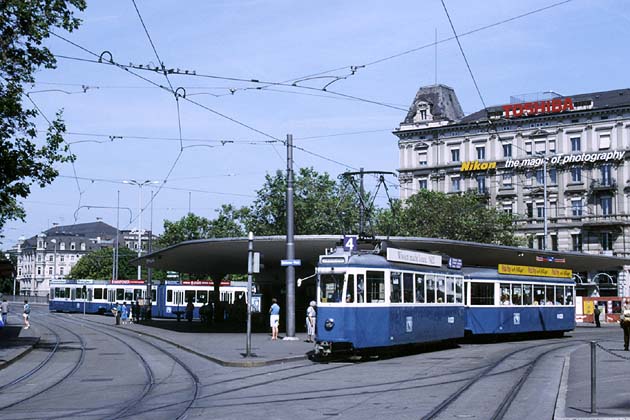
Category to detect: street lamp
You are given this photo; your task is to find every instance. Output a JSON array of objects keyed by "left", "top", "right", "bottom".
[{"left": 123, "top": 180, "right": 160, "bottom": 280}]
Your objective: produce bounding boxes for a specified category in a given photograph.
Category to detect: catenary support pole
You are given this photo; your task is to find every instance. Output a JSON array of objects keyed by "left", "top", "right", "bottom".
[
  {"left": 543, "top": 156, "right": 548, "bottom": 250},
  {"left": 246, "top": 232, "right": 253, "bottom": 356},
  {"left": 148, "top": 190, "right": 154, "bottom": 310},
  {"left": 285, "top": 134, "right": 297, "bottom": 339},
  {"left": 591, "top": 341, "right": 597, "bottom": 414}
]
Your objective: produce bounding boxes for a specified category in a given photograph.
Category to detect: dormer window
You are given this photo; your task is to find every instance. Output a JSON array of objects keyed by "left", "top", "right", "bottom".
[{"left": 413, "top": 101, "right": 433, "bottom": 123}]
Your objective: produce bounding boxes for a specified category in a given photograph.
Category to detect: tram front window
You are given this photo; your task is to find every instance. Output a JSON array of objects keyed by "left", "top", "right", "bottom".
[{"left": 320, "top": 274, "right": 344, "bottom": 303}]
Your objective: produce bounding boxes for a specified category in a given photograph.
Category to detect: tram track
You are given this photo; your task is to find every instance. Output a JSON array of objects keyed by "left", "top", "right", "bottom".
[
  {"left": 421, "top": 340, "right": 580, "bottom": 420},
  {"left": 0, "top": 315, "right": 87, "bottom": 411},
  {"left": 52, "top": 313, "right": 199, "bottom": 420}
]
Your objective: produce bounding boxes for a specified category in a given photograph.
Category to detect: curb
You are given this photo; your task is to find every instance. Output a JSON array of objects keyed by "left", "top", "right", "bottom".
[{"left": 0, "top": 336, "right": 41, "bottom": 371}]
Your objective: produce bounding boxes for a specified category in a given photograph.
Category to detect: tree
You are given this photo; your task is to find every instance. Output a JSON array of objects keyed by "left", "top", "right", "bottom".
[
  {"left": 245, "top": 167, "right": 359, "bottom": 235},
  {"left": 68, "top": 247, "right": 165, "bottom": 280},
  {"left": 0, "top": 1, "right": 86, "bottom": 234},
  {"left": 374, "top": 190, "right": 521, "bottom": 246}
]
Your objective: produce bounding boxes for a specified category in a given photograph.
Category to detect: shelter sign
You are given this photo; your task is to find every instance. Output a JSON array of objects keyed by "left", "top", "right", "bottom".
[{"left": 498, "top": 264, "right": 572, "bottom": 279}]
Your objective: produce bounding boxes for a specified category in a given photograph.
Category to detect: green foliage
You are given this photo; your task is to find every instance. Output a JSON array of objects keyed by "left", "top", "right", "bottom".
[
  {"left": 244, "top": 167, "right": 358, "bottom": 235},
  {"left": 374, "top": 190, "right": 521, "bottom": 246},
  {"left": 0, "top": 0, "right": 86, "bottom": 233},
  {"left": 68, "top": 247, "right": 164, "bottom": 280}
]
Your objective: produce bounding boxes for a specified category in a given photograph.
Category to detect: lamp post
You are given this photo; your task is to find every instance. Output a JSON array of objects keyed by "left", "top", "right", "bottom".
[{"left": 123, "top": 180, "right": 160, "bottom": 280}]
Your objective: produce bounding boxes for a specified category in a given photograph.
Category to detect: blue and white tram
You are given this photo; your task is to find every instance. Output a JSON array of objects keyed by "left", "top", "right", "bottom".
[
  {"left": 49, "top": 280, "right": 154, "bottom": 314},
  {"left": 463, "top": 267, "right": 575, "bottom": 336},
  {"left": 153, "top": 280, "right": 248, "bottom": 319},
  {"left": 315, "top": 246, "right": 466, "bottom": 356}
]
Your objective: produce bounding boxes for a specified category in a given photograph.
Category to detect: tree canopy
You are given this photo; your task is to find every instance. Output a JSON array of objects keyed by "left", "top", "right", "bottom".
[
  {"left": 374, "top": 190, "right": 521, "bottom": 245},
  {"left": 0, "top": 0, "right": 86, "bottom": 234},
  {"left": 68, "top": 246, "right": 164, "bottom": 280}
]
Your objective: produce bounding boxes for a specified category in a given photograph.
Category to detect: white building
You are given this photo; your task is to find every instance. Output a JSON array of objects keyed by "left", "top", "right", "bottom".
[{"left": 395, "top": 85, "right": 630, "bottom": 295}]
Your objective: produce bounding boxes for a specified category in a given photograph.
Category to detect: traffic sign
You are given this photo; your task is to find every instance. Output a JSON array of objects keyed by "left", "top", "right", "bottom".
[{"left": 281, "top": 259, "right": 302, "bottom": 267}]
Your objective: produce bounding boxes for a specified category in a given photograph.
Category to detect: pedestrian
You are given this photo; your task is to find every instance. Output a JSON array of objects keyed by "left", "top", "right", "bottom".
[
  {"left": 23, "top": 299, "right": 31, "bottom": 330},
  {"left": 593, "top": 302, "right": 601, "bottom": 328},
  {"left": 133, "top": 301, "right": 140, "bottom": 323},
  {"left": 1, "top": 298, "right": 9, "bottom": 326},
  {"left": 306, "top": 300, "right": 316, "bottom": 343},
  {"left": 186, "top": 299, "right": 194, "bottom": 322},
  {"left": 114, "top": 302, "right": 122, "bottom": 325},
  {"left": 121, "top": 301, "right": 129, "bottom": 325},
  {"left": 620, "top": 299, "right": 630, "bottom": 351},
  {"left": 269, "top": 298, "right": 280, "bottom": 340}
]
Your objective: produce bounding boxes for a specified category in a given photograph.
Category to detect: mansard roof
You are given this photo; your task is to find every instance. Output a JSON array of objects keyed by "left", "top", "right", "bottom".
[{"left": 402, "top": 84, "right": 465, "bottom": 124}]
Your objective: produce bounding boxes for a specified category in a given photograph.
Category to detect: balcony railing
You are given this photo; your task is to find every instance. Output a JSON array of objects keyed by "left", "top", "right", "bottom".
[{"left": 590, "top": 179, "right": 617, "bottom": 192}]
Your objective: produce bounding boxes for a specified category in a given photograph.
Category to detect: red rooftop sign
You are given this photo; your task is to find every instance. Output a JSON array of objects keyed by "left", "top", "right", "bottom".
[{"left": 502, "top": 97, "right": 574, "bottom": 118}]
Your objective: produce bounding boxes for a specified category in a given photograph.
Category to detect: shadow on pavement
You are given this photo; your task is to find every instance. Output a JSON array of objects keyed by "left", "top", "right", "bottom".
[{"left": 0, "top": 326, "right": 38, "bottom": 348}]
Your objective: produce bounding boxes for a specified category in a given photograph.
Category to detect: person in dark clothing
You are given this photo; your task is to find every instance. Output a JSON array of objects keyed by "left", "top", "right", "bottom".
[
  {"left": 593, "top": 302, "right": 601, "bottom": 328},
  {"left": 620, "top": 300, "right": 630, "bottom": 351},
  {"left": 185, "top": 299, "right": 194, "bottom": 322}
]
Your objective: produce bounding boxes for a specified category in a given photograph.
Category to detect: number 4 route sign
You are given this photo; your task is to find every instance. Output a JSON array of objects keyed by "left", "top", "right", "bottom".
[{"left": 343, "top": 235, "right": 358, "bottom": 251}]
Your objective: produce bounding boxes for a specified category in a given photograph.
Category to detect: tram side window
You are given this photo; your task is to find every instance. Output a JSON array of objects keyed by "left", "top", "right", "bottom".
[
  {"left": 167, "top": 290, "right": 173, "bottom": 303},
  {"left": 555, "top": 286, "right": 565, "bottom": 305},
  {"left": 426, "top": 275, "right": 436, "bottom": 303},
  {"left": 125, "top": 290, "right": 133, "bottom": 302},
  {"left": 534, "top": 285, "right": 545, "bottom": 305},
  {"left": 65, "top": 287, "right": 71, "bottom": 299},
  {"left": 94, "top": 288, "right": 103, "bottom": 300},
  {"left": 565, "top": 287, "right": 574, "bottom": 305},
  {"left": 116, "top": 288, "right": 124, "bottom": 301},
  {"left": 366, "top": 271, "right": 385, "bottom": 303},
  {"left": 403, "top": 273, "right": 414, "bottom": 303},
  {"left": 446, "top": 278, "right": 455, "bottom": 303},
  {"left": 54, "top": 288, "right": 62, "bottom": 298},
  {"left": 357, "top": 274, "right": 365, "bottom": 303},
  {"left": 151, "top": 289, "right": 157, "bottom": 302},
  {"left": 320, "top": 274, "right": 344, "bottom": 303},
  {"left": 390, "top": 272, "right": 402, "bottom": 303},
  {"left": 454, "top": 278, "right": 463, "bottom": 303},
  {"left": 134, "top": 289, "right": 143, "bottom": 301},
  {"left": 436, "top": 276, "right": 446, "bottom": 303},
  {"left": 346, "top": 275, "right": 355, "bottom": 303},
  {"left": 522, "top": 284, "right": 533, "bottom": 305},
  {"left": 500, "top": 283, "right": 511, "bottom": 305},
  {"left": 470, "top": 282, "right": 494, "bottom": 305},
  {"left": 545, "top": 285, "right": 554, "bottom": 305},
  {"left": 185, "top": 290, "right": 196, "bottom": 303},
  {"left": 512, "top": 284, "right": 522, "bottom": 305},
  {"left": 415, "top": 274, "right": 425, "bottom": 303},
  {"left": 197, "top": 290, "right": 208, "bottom": 304}
]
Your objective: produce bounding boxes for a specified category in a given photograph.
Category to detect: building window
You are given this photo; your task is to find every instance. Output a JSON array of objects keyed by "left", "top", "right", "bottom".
[
  {"left": 572, "top": 234, "right": 582, "bottom": 251},
  {"left": 549, "top": 140, "right": 556, "bottom": 153},
  {"left": 60, "top": 255, "right": 64, "bottom": 262},
  {"left": 59, "top": 242, "right": 65, "bottom": 250},
  {"left": 599, "top": 133, "right": 611, "bottom": 150},
  {"left": 535, "top": 141, "right": 546, "bottom": 154},
  {"left": 571, "top": 137, "right": 581, "bottom": 152},
  {"left": 527, "top": 202, "right": 533, "bottom": 218},
  {"left": 571, "top": 199, "right": 583, "bottom": 216},
  {"left": 47, "top": 255, "right": 52, "bottom": 262},
  {"left": 59, "top": 267, "right": 64, "bottom": 275},
  {"left": 601, "top": 196, "right": 613, "bottom": 216},
  {"left": 80, "top": 243, "right": 86, "bottom": 251},
  {"left": 601, "top": 232, "right": 614, "bottom": 251},
  {"left": 502, "top": 172, "right": 512, "bottom": 187},
  {"left": 477, "top": 175, "right": 486, "bottom": 193},
  {"left": 549, "top": 168, "right": 557, "bottom": 184},
  {"left": 502, "top": 203, "right": 513, "bottom": 215},
  {"left": 418, "top": 179, "right": 428, "bottom": 190},
  {"left": 600, "top": 165, "right": 612, "bottom": 185},
  {"left": 551, "top": 235, "right": 558, "bottom": 251},
  {"left": 451, "top": 177, "right": 460, "bottom": 192},
  {"left": 451, "top": 149, "right": 460, "bottom": 162},
  {"left": 525, "top": 142, "right": 532, "bottom": 155},
  {"left": 418, "top": 152, "right": 427, "bottom": 166},
  {"left": 536, "top": 169, "right": 544, "bottom": 185},
  {"left": 571, "top": 167, "right": 582, "bottom": 183},
  {"left": 503, "top": 144, "right": 512, "bottom": 158},
  {"left": 48, "top": 267, "right": 53, "bottom": 275},
  {"left": 536, "top": 203, "right": 545, "bottom": 218},
  {"left": 527, "top": 236, "right": 534, "bottom": 248},
  {"left": 37, "top": 267, "right": 41, "bottom": 275},
  {"left": 70, "top": 242, "right": 76, "bottom": 250},
  {"left": 537, "top": 236, "right": 545, "bottom": 249},
  {"left": 476, "top": 146, "right": 486, "bottom": 160}
]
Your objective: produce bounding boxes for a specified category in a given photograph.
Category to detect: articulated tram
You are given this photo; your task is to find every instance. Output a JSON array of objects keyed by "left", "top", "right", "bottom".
[{"left": 314, "top": 245, "right": 575, "bottom": 357}]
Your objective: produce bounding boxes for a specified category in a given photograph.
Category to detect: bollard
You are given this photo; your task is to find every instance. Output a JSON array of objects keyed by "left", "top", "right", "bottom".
[{"left": 591, "top": 341, "right": 597, "bottom": 414}]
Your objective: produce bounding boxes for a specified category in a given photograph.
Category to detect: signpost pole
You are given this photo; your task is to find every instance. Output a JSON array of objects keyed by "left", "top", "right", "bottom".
[{"left": 246, "top": 232, "right": 253, "bottom": 357}]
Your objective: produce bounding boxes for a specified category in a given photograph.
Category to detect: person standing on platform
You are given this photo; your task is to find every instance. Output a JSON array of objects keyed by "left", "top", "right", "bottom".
[
  {"left": 186, "top": 299, "right": 194, "bottom": 322},
  {"left": 23, "top": 300, "right": 31, "bottom": 330},
  {"left": 306, "top": 301, "right": 316, "bottom": 343},
  {"left": 1, "top": 298, "right": 9, "bottom": 325},
  {"left": 593, "top": 302, "right": 601, "bottom": 328},
  {"left": 269, "top": 298, "right": 280, "bottom": 340},
  {"left": 620, "top": 299, "right": 630, "bottom": 351}
]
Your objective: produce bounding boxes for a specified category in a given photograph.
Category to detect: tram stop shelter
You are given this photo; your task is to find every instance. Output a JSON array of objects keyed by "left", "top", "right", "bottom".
[{"left": 135, "top": 235, "right": 630, "bottom": 331}]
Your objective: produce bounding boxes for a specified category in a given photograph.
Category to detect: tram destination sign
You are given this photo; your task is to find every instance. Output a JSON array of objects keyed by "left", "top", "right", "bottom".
[
  {"left": 387, "top": 248, "right": 442, "bottom": 268},
  {"left": 498, "top": 264, "right": 572, "bottom": 279}
]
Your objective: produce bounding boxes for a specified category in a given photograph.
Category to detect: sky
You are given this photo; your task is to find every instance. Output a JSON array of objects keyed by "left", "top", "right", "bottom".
[{"left": 2, "top": 0, "right": 629, "bottom": 248}]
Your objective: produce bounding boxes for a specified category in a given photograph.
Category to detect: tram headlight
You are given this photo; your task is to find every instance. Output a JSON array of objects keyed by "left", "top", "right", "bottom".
[{"left": 324, "top": 318, "right": 335, "bottom": 331}]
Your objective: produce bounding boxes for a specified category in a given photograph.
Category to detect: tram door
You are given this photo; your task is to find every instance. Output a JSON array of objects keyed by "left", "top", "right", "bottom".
[
  {"left": 107, "top": 289, "right": 116, "bottom": 304},
  {"left": 174, "top": 290, "right": 184, "bottom": 307}
]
